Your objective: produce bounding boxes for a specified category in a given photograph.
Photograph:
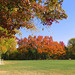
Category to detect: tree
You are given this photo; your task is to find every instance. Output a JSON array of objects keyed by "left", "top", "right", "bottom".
[
  {"left": 68, "top": 38, "right": 75, "bottom": 46},
  {"left": 0, "top": 0, "right": 68, "bottom": 37},
  {"left": 67, "top": 38, "right": 75, "bottom": 59},
  {"left": 59, "top": 41, "right": 65, "bottom": 47},
  {"left": 17, "top": 35, "right": 66, "bottom": 59},
  {"left": 0, "top": 37, "right": 17, "bottom": 58}
]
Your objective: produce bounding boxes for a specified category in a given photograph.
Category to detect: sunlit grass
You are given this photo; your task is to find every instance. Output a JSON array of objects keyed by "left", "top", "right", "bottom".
[{"left": 0, "top": 60, "right": 75, "bottom": 75}]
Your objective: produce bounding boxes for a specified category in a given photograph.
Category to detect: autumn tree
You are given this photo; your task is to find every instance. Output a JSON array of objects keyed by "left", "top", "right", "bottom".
[
  {"left": 0, "top": 0, "right": 68, "bottom": 60},
  {"left": 59, "top": 41, "right": 65, "bottom": 47},
  {"left": 0, "top": 37, "right": 17, "bottom": 58},
  {"left": 17, "top": 35, "right": 66, "bottom": 59},
  {"left": 0, "top": 0, "right": 68, "bottom": 37}
]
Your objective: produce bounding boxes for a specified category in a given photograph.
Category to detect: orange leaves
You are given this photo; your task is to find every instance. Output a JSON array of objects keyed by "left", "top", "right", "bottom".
[
  {"left": 37, "top": 48, "right": 42, "bottom": 53},
  {"left": 17, "top": 35, "right": 66, "bottom": 56},
  {"left": 23, "top": 37, "right": 28, "bottom": 43},
  {"left": 25, "top": 49, "right": 28, "bottom": 53},
  {"left": 34, "top": 40, "right": 37, "bottom": 44},
  {"left": 37, "top": 43, "right": 42, "bottom": 48},
  {"left": 44, "top": 36, "right": 49, "bottom": 39},
  {"left": 28, "top": 40, "right": 31, "bottom": 44},
  {"left": 50, "top": 42, "right": 66, "bottom": 55},
  {"left": 31, "top": 37, "right": 34, "bottom": 41},
  {"left": 37, "top": 35, "right": 43, "bottom": 42},
  {"left": 28, "top": 35, "right": 32, "bottom": 39}
]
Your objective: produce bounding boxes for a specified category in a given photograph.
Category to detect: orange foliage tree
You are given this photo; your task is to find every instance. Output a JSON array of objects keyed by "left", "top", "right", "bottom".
[{"left": 17, "top": 35, "right": 66, "bottom": 59}]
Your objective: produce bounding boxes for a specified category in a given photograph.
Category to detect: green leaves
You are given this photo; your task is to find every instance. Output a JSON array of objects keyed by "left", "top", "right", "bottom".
[
  {"left": 67, "top": 38, "right": 75, "bottom": 56},
  {"left": 68, "top": 38, "right": 75, "bottom": 46}
]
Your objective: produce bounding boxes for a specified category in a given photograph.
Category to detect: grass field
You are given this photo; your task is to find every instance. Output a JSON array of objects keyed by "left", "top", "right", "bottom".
[{"left": 0, "top": 60, "right": 75, "bottom": 75}]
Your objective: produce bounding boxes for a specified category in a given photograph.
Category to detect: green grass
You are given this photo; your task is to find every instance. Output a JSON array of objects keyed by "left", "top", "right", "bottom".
[{"left": 0, "top": 60, "right": 75, "bottom": 75}]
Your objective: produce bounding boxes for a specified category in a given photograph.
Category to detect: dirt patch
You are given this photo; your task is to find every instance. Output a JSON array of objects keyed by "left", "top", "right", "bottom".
[
  {"left": 0, "top": 71, "right": 9, "bottom": 75},
  {"left": 0, "top": 71, "right": 75, "bottom": 75},
  {"left": 0, "top": 71, "right": 63, "bottom": 75},
  {"left": 4, "top": 61, "right": 18, "bottom": 65},
  {"left": 10, "top": 70, "right": 65, "bottom": 75}
]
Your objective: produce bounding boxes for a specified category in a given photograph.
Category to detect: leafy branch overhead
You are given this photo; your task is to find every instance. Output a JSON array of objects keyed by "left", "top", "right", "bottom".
[{"left": 0, "top": 0, "right": 67, "bottom": 37}]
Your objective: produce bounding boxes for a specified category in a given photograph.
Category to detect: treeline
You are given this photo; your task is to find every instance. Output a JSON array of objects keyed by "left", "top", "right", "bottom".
[
  {"left": 1, "top": 35, "right": 75, "bottom": 60},
  {"left": 0, "top": 0, "right": 68, "bottom": 60}
]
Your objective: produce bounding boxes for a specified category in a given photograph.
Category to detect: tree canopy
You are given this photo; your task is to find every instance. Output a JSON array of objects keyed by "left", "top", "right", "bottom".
[
  {"left": 17, "top": 35, "right": 66, "bottom": 56},
  {"left": 68, "top": 38, "right": 75, "bottom": 55},
  {"left": 0, "top": 0, "right": 68, "bottom": 37},
  {"left": 0, "top": 37, "right": 17, "bottom": 54},
  {"left": 68, "top": 38, "right": 75, "bottom": 46}
]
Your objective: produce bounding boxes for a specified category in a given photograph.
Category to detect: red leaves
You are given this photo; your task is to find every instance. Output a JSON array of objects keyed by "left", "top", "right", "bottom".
[{"left": 59, "top": 41, "right": 65, "bottom": 47}]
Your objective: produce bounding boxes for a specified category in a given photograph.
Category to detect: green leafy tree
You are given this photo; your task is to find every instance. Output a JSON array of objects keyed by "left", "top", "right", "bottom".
[{"left": 67, "top": 38, "right": 75, "bottom": 59}]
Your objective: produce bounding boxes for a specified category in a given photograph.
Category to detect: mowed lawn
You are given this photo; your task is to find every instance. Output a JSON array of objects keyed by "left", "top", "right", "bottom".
[{"left": 0, "top": 60, "right": 75, "bottom": 75}]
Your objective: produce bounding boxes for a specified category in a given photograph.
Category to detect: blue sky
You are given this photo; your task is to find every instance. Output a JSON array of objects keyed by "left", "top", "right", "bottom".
[{"left": 15, "top": 0, "right": 75, "bottom": 46}]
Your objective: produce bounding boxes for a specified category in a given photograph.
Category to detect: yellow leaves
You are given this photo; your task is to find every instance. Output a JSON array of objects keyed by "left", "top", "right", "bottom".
[
  {"left": 59, "top": 9, "right": 61, "bottom": 12},
  {"left": 0, "top": 37, "right": 5, "bottom": 45},
  {"left": 42, "top": 28, "right": 44, "bottom": 31},
  {"left": 24, "top": 18, "right": 27, "bottom": 22},
  {"left": 14, "top": 8, "right": 18, "bottom": 12},
  {"left": 0, "top": 37, "right": 17, "bottom": 54},
  {"left": 11, "top": 8, "right": 19, "bottom": 15},
  {"left": 58, "top": 4, "right": 61, "bottom": 8},
  {"left": 1, "top": 46, "right": 7, "bottom": 53}
]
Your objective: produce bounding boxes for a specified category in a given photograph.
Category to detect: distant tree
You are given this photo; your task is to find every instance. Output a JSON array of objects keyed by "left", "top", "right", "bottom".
[
  {"left": 59, "top": 41, "right": 65, "bottom": 47},
  {"left": 17, "top": 35, "right": 66, "bottom": 59},
  {"left": 68, "top": 38, "right": 75, "bottom": 46},
  {"left": 67, "top": 38, "right": 75, "bottom": 59}
]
